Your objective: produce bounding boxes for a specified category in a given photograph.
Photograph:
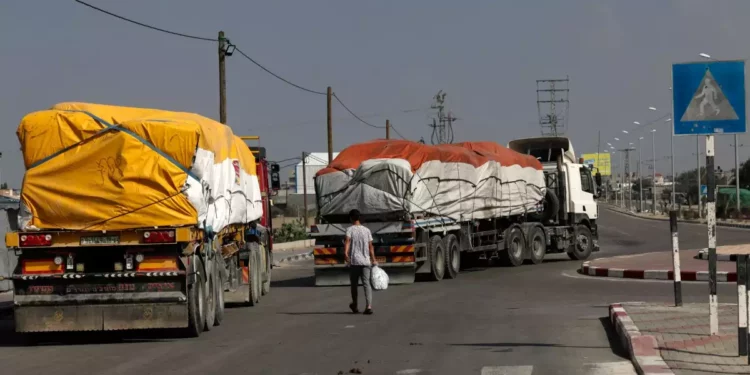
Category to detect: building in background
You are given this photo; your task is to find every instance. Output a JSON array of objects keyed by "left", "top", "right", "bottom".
[{"left": 295, "top": 152, "right": 339, "bottom": 195}]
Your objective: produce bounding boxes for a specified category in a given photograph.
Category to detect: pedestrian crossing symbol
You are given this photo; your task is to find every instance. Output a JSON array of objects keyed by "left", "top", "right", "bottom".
[
  {"left": 672, "top": 60, "right": 746, "bottom": 135},
  {"left": 680, "top": 69, "right": 738, "bottom": 122}
]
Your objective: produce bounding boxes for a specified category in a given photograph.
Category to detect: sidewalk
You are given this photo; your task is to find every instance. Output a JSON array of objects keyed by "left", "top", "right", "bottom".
[
  {"left": 605, "top": 204, "right": 750, "bottom": 229},
  {"left": 582, "top": 249, "right": 738, "bottom": 281},
  {"left": 611, "top": 302, "right": 749, "bottom": 374}
]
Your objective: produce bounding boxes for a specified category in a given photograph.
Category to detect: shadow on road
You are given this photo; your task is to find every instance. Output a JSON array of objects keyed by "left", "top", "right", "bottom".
[
  {"left": 449, "top": 318, "right": 628, "bottom": 359},
  {"left": 271, "top": 275, "right": 315, "bottom": 288},
  {"left": 599, "top": 317, "right": 629, "bottom": 359},
  {"left": 0, "top": 320, "right": 180, "bottom": 347},
  {"left": 279, "top": 312, "right": 352, "bottom": 315},
  {"left": 450, "top": 342, "right": 608, "bottom": 350}
]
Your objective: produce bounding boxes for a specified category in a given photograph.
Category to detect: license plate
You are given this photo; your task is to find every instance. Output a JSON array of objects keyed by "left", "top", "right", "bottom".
[
  {"left": 80, "top": 235, "right": 120, "bottom": 246},
  {"left": 376, "top": 256, "right": 386, "bottom": 264}
]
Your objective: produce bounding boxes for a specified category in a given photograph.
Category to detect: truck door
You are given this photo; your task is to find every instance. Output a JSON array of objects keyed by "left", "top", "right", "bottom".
[
  {"left": 576, "top": 166, "right": 598, "bottom": 219},
  {"left": 567, "top": 164, "right": 597, "bottom": 220}
]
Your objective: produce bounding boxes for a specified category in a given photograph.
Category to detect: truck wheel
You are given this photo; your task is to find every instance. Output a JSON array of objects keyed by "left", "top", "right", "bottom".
[
  {"left": 262, "top": 249, "right": 271, "bottom": 296},
  {"left": 254, "top": 249, "right": 263, "bottom": 302},
  {"left": 428, "top": 235, "right": 445, "bottom": 281},
  {"left": 568, "top": 225, "right": 593, "bottom": 260},
  {"left": 204, "top": 260, "right": 216, "bottom": 331},
  {"left": 185, "top": 258, "right": 206, "bottom": 337},
  {"left": 247, "top": 244, "right": 261, "bottom": 306},
  {"left": 500, "top": 226, "right": 525, "bottom": 267},
  {"left": 527, "top": 226, "right": 546, "bottom": 265},
  {"left": 214, "top": 259, "right": 225, "bottom": 326},
  {"left": 443, "top": 234, "right": 460, "bottom": 279}
]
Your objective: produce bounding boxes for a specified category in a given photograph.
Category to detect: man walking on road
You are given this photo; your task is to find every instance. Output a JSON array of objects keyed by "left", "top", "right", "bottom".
[{"left": 345, "top": 209, "right": 377, "bottom": 315}]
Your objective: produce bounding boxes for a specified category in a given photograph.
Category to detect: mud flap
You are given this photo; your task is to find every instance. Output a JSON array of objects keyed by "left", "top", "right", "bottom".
[
  {"left": 313, "top": 263, "right": 416, "bottom": 286},
  {"left": 15, "top": 303, "right": 188, "bottom": 332}
]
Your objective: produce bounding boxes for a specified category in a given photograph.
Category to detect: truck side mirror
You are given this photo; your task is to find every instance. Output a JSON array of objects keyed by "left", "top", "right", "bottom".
[{"left": 595, "top": 172, "right": 602, "bottom": 188}]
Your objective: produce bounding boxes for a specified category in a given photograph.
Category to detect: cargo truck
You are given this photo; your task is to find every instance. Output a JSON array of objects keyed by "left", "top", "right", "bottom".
[
  {"left": 311, "top": 136, "right": 600, "bottom": 285},
  {"left": 6, "top": 103, "right": 279, "bottom": 337}
]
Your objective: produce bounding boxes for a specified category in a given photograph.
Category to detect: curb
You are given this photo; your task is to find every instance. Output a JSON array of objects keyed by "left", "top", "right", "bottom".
[
  {"left": 604, "top": 205, "right": 750, "bottom": 229},
  {"left": 274, "top": 251, "right": 314, "bottom": 266},
  {"left": 581, "top": 261, "right": 736, "bottom": 282},
  {"left": 695, "top": 249, "right": 736, "bottom": 262},
  {"left": 610, "top": 303, "right": 674, "bottom": 375}
]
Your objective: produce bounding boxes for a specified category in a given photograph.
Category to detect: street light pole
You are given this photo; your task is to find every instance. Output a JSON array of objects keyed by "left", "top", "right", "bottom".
[
  {"left": 735, "top": 134, "right": 741, "bottom": 217},
  {"left": 652, "top": 129, "right": 657, "bottom": 214},
  {"left": 639, "top": 137, "right": 644, "bottom": 212},
  {"left": 697, "top": 136, "right": 702, "bottom": 218}
]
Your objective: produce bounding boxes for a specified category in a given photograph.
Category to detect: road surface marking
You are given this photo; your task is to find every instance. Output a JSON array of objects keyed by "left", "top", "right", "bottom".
[
  {"left": 480, "top": 366, "right": 533, "bottom": 375},
  {"left": 583, "top": 361, "right": 636, "bottom": 375}
]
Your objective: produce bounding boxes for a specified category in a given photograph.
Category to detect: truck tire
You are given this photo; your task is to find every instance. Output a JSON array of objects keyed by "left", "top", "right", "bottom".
[
  {"left": 204, "top": 258, "right": 216, "bottom": 331},
  {"left": 526, "top": 226, "right": 546, "bottom": 265},
  {"left": 443, "top": 234, "right": 460, "bottom": 279},
  {"left": 254, "top": 249, "right": 263, "bottom": 302},
  {"left": 262, "top": 248, "right": 271, "bottom": 296},
  {"left": 568, "top": 225, "right": 593, "bottom": 260},
  {"left": 428, "top": 235, "right": 445, "bottom": 281},
  {"left": 500, "top": 226, "right": 525, "bottom": 267},
  {"left": 184, "top": 257, "right": 206, "bottom": 337},
  {"left": 214, "top": 259, "right": 225, "bottom": 326},
  {"left": 530, "top": 189, "right": 559, "bottom": 223},
  {"left": 247, "top": 244, "right": 261, "bottom": 306}
]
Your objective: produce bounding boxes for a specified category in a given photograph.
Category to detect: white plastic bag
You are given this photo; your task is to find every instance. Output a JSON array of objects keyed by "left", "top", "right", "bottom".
[{"left": 371, "top": 265, "right": 389, "bottom": 290}]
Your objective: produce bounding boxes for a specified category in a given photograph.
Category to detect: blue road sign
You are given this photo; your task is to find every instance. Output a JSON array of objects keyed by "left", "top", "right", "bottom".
[
  {"left": 701, "top": 184, "right": 707, "bottom": 196},
  {"left": 672, "top": 60, "right": 746, "bottom": 135}
]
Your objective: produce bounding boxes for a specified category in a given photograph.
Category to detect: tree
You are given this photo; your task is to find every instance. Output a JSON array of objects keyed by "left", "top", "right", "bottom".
[{"left": 732, "top": 159, "right": 750, "bottom": 189}]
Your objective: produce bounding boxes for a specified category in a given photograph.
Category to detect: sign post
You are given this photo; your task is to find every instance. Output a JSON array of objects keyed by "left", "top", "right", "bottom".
[{"left": 673, "top": 60, "right": 747, "bottom": 336}]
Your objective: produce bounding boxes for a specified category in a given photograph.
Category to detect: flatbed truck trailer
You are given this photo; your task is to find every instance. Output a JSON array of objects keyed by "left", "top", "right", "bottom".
[
  {"left": 312, "top": 136, "right": 601, "bottom": 285},
  {"left": 6, "top": 136, "right": 277, "bottom": 337}
]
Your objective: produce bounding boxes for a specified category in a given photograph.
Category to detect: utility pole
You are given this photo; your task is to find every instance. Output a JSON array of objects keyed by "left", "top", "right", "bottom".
[
  {"left": 536, "top": 76, "right": 570, "bottom": 136},
  {"left": 428, "top": 90, "right": 456, "bottom": 144},
  {"left": 218, "top": 31, "right": 227, "bottom": 124},
  {"left": 327, "top": 87, "right": 333, "bottom": 164},
  {"left": 301, "top": 152, "right": 308, "bottom": 226},
  {"left": 619, "top": 148, "right": 635, "bottom": 210},
  {"left": 386, "top": 119, "right": 391, "bottom": 140}
]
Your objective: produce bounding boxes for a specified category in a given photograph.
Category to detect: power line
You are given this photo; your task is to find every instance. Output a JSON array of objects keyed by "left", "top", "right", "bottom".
[
  {"left": 75, "top": 0, "right": 411, "bottom": 134},
  {"left": 74, "top": 0, "right": 216, "bottom": 42},
  {"left": 332, "top": 93, "right": 384, "bottom": 129},
  {"left": 234, "top": 47, "right": 327, "bottom": 96},
  {"left": 75, "top": 0, "right": 326, "bottom": 96},
  {"left": 389, "top": 124, "right": 408, "bottom": 140}
]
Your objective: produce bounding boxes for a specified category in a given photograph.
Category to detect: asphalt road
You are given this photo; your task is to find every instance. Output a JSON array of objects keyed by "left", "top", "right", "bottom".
[{"left": 0, "top": 209, "right": 748, "bottom": 375}]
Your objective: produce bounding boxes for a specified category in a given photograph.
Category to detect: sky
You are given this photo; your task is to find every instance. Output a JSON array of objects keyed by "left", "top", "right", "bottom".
[{"left": 2, "top": 0, "right": 750, "bottom": 187}]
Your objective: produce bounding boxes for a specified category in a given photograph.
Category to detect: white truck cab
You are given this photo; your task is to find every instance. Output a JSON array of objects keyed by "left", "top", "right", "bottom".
[{"left": 508, "top": 136, "right": 600, "bottom": 225}]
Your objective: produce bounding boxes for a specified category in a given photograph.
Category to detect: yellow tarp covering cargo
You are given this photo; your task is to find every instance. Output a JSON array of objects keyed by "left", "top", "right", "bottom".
[{"left": 18, "top": 102, "right": 263, "bottom": 232}]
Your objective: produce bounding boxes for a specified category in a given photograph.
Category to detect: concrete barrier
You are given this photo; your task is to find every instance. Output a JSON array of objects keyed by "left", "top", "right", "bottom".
[{"left": 273, "top": 239, "right": 316, "bottom": 251}]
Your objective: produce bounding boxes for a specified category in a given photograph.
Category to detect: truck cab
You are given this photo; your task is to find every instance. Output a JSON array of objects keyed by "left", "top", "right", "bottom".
[{"left": 508, "top": 136, "right": 599, "bottom": 254}]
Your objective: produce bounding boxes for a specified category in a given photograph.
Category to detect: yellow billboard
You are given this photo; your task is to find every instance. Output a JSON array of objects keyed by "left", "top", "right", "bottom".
[{"left": 581, "top": 153, "right": 611, "bottom": 176}]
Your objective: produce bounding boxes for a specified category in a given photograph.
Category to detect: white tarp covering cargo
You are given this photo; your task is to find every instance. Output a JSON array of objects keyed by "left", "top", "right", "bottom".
[{"left": 315, "top": 140, "right": 546, "bottom": 221}]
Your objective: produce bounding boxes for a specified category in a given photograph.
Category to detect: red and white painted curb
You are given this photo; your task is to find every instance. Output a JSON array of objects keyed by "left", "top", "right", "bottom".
[
  {"left": 581, "top": 262, "right": 736, "bottom": 282},
  {"left": 610, "top": 303, "right": 674, "bottom": 375}
]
